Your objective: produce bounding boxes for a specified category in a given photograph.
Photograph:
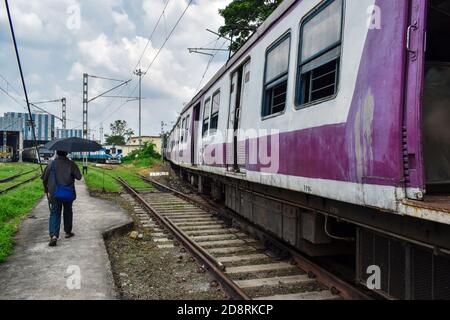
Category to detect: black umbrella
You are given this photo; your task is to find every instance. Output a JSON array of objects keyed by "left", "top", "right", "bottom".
[{"left": 44, "top": 137, "right": 102, "bottom": 153}]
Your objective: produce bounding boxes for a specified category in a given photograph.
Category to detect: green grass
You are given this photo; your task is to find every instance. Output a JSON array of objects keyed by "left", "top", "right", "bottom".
[
  {"left": 0, "top": 178, "right": 44, "bottom": 262},
  {"left": 0, "top": 162, "right": 39, "bottom": 180},
  {"left": 82, "top": 166, "right": 122, "bottom": 193},
  {"left": 81, "top": 163, "right": 156, "bottom": 192},
  {"left": 0, "top": 170, "right": 41, "bottom": 192},
  {"left": 122, "top": 157, "right": 160, "bottom": 168}
]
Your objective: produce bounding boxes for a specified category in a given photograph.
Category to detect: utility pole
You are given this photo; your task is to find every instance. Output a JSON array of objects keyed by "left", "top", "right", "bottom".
[
  {"left": 100, "top": 122, "right": 104, "bottom": 145},
  {"left": 134, "top": 69, "right": 145, "bottom": 149},
  {"left": 30, "top": 98, "right": 66, "bottom": 128},
  {"left": 61, "top": 97, "right": 67, "bottom": 129},
  {"left": 1, "top": 132, "right": 6, "bottom": 163},
  {"left": 82, "top": 73, "right": 89, "bottom": 139},
  {"left": 160, "top": 121, "right": 166, "bottom": 161},
  {"left": 82, "top": 73, "right": 89, "bottom": 171},
  {"left": 82, "top": 73, "right": 131, "bottom": 140}
]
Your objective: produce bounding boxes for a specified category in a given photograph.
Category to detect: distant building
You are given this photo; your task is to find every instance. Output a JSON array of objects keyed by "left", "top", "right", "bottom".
[
  {"left": 0, "top": 112, "right": 55, "bottom": 143},
  {"left": 0, "top": 112, "right": 56, "bottom": 152},
  {"left": 127, "top": 136, "right": 162, "bottom": 154},
  {"left": 119, "top": 145, "right": 139, "bottom": 157},
  {"left": 56, "top": 128, "right": 83, "bottom": 139},
  {"left": 116, "top": 136, "right": 162, "bottom": 158},
  {"left": 0, "top": 112, "right": 56, "bottom": 161}
]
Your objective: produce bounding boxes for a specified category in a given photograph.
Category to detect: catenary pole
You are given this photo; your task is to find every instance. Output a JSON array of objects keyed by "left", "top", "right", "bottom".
[{"left": 134, "top": 69, "right": 145, "bottom": 149}]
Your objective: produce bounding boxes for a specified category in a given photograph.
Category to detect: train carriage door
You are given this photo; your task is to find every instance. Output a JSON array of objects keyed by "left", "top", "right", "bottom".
[
  {"left": 422, "top": 0, "right": 450, "bottom": 195},
  {"left": 403, "top": 0, "right": 428, "bottom": 199},
  {"left": 191, "top": 103, "right": 200, "bottom": 165},
  {"left": 237, "top": 61, "right": 251, "bottom": 171},
  {"left": 227, "top": 59, "right": 250, "bottom": 172},
  {"left": 227, "top": 71, "right": 239, "bottom": 170}
]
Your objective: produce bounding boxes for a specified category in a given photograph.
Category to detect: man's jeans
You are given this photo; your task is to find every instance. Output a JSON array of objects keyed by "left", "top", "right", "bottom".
[{"left": 49, "top": 199, "right": 73, "bottom": 238}]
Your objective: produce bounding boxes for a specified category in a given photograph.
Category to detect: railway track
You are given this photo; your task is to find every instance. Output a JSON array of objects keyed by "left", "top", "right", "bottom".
[
  {"left": 0, "top": 169, "right": 38, "bottom": 184},
  {"left": 117, "top": 175, "right": 370, "bottom": 300},
  {"left": 0, "top": 174, "right": 40, "bottom": 195}
]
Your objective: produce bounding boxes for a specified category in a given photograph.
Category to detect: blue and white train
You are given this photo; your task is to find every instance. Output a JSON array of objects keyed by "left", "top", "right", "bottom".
[{"left": 71, "top": 145, "right": 123, "bottom": 164}]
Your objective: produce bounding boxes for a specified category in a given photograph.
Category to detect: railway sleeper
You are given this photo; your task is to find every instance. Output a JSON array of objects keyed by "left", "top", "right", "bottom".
[
  {"left": 195, "top": 239, "right": 257, "bottom": 248},
  {"left": 207, "top": 245, "right": 264, "bottom": 256},
  {"left": 169, "top": 217, "right": 219, "bottom": 224},
  {"left": 235, "top": 274, "right": 315, "bottom": 290},
  {"left": 175, "top": 221, "right": 225, "bottom": 227},
  {"left": 217, "top": 253, "right": 271, "bottom": 264},
  {"left": 179, "top": 224, "right": 226, "bottom": 231},
  {"left": 255, "top": 290, "right": 340, "bottom": 301},
  {"left": 184, "top": 228, "right": 241, "bottom": 236},
  {"left": 163, "top": 214, "right": 211, "bottom": 219},
  {"left": 191, "top": 233, "right": 248, "bottom": 242},
  {"left": 225, "top": 262, "right": 297, "bottom": 275}
]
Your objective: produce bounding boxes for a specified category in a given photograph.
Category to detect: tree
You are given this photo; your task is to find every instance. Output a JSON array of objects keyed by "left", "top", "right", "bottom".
[
  {"left": 105, "top": 120, "right": 134, "bottom": 145},
  {"left": 105, "top": 135, "right": 126, "bottom": 145},
  {"left": 218, "top": 0, "right": 283, "bottom": 52}
]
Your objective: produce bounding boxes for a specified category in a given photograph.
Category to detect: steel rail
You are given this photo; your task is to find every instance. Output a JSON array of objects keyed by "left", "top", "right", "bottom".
[
  {"left": 140, "top": 175, "right": 372, "bottom": 300},
  {"left": 0, "top": 169, "right": 38, "bottom": 184},
  {"left": 139, "top": 175, "right": 217, "bottom": 214},
  {"left": 0, "top": 174, "right": 40, "bottom": 195},
  {"left": 115, "top": 177, "right": 250, "bottom": 300}
]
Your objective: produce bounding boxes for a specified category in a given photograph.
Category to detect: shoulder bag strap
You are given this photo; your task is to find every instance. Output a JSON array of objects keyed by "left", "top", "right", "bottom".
[{"left": 51, "top": 161, "right": 59, "bottom": 187}]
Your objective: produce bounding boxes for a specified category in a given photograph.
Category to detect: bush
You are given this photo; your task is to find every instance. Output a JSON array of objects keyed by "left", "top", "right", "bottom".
[{"left": 123, "top": 142, "right": 160, "bottom": 163}]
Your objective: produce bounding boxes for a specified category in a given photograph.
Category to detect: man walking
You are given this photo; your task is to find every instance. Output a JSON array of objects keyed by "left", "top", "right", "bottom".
[{"left": 42, "top": 150, "right": 82, "bottom": 247}]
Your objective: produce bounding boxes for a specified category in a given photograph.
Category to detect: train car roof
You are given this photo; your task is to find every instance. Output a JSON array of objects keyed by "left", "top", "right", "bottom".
[
  {"left": 168, "top": 0, "right": 297, "bottom": 136},
  {"left": 178, "top": 0, "right": 297, "bottom": 117}
]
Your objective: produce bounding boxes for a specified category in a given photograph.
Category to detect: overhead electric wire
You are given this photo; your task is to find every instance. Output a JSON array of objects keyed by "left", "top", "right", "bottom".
[
  {"left": 92, "top": 0, "right": 193, "bottom": 131},
  {"left": 4, "top": 0, "right": 44, "bottom": 174},
  {"left": 91, "top": 1, "right": 172, "bottom": 131},
  {"left": 31, "top": 99, "right": 62, "bottom": 105},
  {"left": 0, "top": 84, "right": 27, "bottom": 111},
  {"left": 107, "top": 0, "right": 194, "bottom": 114},
  {"left": 141, "top": 0, "right": 194, "bottom": 80},
  {"left": 133, "top": 0, "right": 171, "bottom": 72},
  {"left": 1, "top": 83, "right": 64, "bottom": 120},
  {"left": 1, "top": 74, "right": 77, "bottom": 123},
  {"left": 87, "top": 79, "right": 131, "bottom": 103},
  {"left": 88, "top": 75, "right": 129, "bottom": 82},
  {"left": 29, "top": 103, "right": 63, "bottom": 120},
  {"left": 0, "top": 72, "right": 24, "bottom": 98},
  {"left": 1, "top": 84, "right": 82, "bottom": 128},
  {"left": 195, "top": 39, "right": 228, "bottom": 93}
]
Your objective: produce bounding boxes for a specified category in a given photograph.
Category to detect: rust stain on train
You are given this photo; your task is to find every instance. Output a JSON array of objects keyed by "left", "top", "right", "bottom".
[{"left": 354, "top": 87, "right": 375, "bottom": 183}]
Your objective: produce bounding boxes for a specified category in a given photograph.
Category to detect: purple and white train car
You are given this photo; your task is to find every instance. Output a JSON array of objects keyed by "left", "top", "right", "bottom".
[{"left": 166, "top": 0, "right": 450, "bottom": 299}]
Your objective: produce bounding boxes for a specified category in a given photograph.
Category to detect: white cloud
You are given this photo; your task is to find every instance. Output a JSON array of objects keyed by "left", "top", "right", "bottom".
[
  {"left": 1, "top": 0, "right": 232, "bottom": 136},
  {"left": 112, "top": 10, "right": 136, "bottom": 36}
]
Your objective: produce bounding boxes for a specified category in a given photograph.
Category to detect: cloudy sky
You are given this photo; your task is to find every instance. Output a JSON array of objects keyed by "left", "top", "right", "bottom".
[{"left": 0, "top": 0, "right": 231, "bottom": 139}]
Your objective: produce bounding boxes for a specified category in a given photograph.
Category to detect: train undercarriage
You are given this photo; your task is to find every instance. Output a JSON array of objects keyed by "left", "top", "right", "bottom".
[{"left": 170, "top": 163, "right": 450, "bottom": 300}]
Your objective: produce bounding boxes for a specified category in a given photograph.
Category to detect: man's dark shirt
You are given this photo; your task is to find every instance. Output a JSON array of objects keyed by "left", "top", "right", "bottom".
[{"left": 41, "top": 156, "right": 82, "bottom": 199}]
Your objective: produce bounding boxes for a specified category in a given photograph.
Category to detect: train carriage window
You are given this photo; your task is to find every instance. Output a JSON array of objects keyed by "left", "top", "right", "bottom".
[
  {"left": 210, "top": 90, "right": 220, "bottom": 131},
  {"left": 296, "top": 0, "right": 343, "bottom": 106},
  {"left": 180, "top": 118, "right": 186, "bottom": 143},
  {"left": 262, "top": 33, "right": 291, "bottom": 117},
  {"left": 185, "top": 115, "right": 190, "bottom": 141},
  {"left": 202, "top": 98, "right": 211, "bottom": 136}
]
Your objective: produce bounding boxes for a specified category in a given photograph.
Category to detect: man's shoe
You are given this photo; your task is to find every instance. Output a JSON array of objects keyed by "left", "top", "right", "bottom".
[
  {"left": 49, "top": 238, "right": 57, "bottom": 247},
  {"left": 65, "top": 232, "right": 75, "bottom": 239}
]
